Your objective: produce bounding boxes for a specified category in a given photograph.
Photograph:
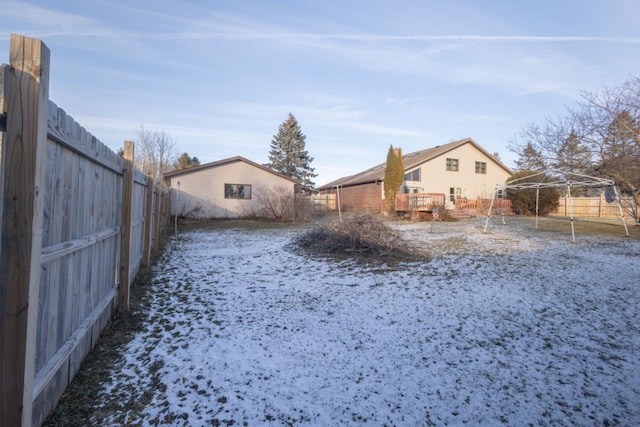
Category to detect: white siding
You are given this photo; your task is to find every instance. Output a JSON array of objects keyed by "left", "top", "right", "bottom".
[
  {"left": 402, "top": 143, "right": 511, "bottom": 206},
  {"left": 169, "top": 161, "right": 295, "bottom": 218}
]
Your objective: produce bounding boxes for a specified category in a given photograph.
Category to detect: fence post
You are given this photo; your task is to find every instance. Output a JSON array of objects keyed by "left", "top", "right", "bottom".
[
  {"left": 143, "top": 178, "right": 154, "bottom": 266},
  {"left": 599, "top": 192, "right": 604, "bottom": 218},
  {"left": 0, "top": 64, "right": 7, "bottom": 259},
  {"left": 0, "top": 34, "right": 50, "bottom": 427},
  {"left": 153, "top": 188, "right": 162, "bottom": 255},
  {"left": 119, "top": 140, "right": 134, "bottom": 311}
]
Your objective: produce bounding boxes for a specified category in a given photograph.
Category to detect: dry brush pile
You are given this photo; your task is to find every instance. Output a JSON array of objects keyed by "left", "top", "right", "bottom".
[{"left": 292, "top": 214, "right": 425, "bottom": 262}]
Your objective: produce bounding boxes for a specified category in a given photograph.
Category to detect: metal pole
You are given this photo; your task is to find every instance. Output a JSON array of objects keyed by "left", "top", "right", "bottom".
[
  {"left": 567, "top": 182, "right": 576, "bottom": 243},
  {"left": 612, "top": 185, "right": 630, "bottom": 236},
  {"left": 174, "top": 182, "right": 180, "bottom": 236},
  {"left": 483, "top": 185, "right": 498, "bottom": 232},
  {"left": 333, "top": 185, "right": 342, "bottom": 222},
  {"left": 535, "top": 185, "right": 540, "bottom": 229}
]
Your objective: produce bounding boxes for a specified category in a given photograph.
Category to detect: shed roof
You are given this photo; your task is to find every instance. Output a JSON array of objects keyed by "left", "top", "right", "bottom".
[
  {"left": 164, "top": 155, "right": 299, "bottom": 183},
  {"left": 317, "top": 138, "right": 512, "bottom": 190}
]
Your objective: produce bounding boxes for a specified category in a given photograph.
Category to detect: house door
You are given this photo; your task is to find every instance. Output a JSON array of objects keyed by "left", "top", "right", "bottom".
[{"left": 449, "top": 187, "right": 461, "bottom": 203}]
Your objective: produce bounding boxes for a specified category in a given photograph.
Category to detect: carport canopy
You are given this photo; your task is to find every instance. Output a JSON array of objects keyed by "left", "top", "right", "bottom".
[{"left": 483, "top": 169, "right": 630, "bottom": 242}]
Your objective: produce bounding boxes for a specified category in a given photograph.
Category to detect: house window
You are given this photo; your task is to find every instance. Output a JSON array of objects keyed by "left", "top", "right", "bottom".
[
  {"left": 224, "top": 184, "right": 252, "bottom": 199},
  {"left": 446, "top": 158, "right": 459, "bottom": 171},
  {"left": 404, "top": 169, "right": 421, "bottom": 181},
  {"left": 475, "top": 161, "right": 487, "bottom": 174},
  {"left": 449, "top": 187, "right": 462, "bottom": 202}
]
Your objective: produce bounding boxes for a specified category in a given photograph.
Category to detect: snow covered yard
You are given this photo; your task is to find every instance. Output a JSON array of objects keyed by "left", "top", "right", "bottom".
[{"left": 95, "top": 218, "right": 640, "bottom": 426}]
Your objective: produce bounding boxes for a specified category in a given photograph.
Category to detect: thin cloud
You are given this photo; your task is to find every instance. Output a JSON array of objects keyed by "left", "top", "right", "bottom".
[
  {"left": 111, "top": 33, "right": 640, "bottom": 44},
  {"left": 5, "top": 27, "right": 639, "bottom": 44},
  {"left": 349, "top": 122, "right": 429, "bottom": 138},
  {"left": 120, "top": 33, "right": 640, "bottom": 44}
]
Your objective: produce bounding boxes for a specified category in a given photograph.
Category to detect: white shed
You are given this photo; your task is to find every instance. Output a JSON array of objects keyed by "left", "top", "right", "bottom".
[{"left": 164, "top": 156, "right": 298, "bottom": 219}]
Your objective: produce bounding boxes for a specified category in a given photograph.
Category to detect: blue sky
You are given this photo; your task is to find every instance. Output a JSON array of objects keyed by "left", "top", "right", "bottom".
[{"left": 2, "top": 1, "right": 639, "bottom": 186}]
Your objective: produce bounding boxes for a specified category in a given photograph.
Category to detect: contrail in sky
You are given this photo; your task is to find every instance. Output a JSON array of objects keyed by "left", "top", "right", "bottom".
[
  {"left": 145, "top": 33, "right": 640, "bottom": 44},
  {"left": 4, "top": 32, "right": 640, "bottom": 44}
]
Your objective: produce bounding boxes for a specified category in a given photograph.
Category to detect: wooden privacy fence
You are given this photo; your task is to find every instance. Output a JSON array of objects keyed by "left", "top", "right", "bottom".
[
  {"left": 1, "top": 35, "right": 170, "bottom": 426},
  {"left": 550, "top": 194, "right": 637, "bottom": 220},
  {"left": 311, "top": 193, "right": 336, "bottom": 213}
]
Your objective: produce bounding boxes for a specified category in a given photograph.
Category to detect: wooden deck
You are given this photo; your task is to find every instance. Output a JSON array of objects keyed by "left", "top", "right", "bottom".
[
  {"left": 395, "top": 193, "right": 446, "bottom": 212},
  {"left": 395, "top": 194, "right": 512, "bottom": 214}
]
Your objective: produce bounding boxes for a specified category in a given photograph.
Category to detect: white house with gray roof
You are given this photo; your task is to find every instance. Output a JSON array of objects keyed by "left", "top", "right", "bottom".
[{"left": 317, "top": 138, "right": 512, "bottom": 213}]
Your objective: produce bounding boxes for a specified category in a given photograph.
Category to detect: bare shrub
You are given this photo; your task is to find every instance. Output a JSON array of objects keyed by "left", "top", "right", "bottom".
[
  {"left": 255, "top": 184, "right": 295, "bottom": 221},
  {"left": 178, "top": 201, "right": 203, "bottom": 219},
  {"left": 406, "top": 204, "right": 457, "bottom": 223},
  {"left": 294, "top": 193, "right": 313, "bottom": 222},
  {"left": 433, "top": 205, "right": 458, "bottom": 222},
  {"left": 252, "top": 185, "right": 313, "bottom": 222},
  {"left": 293, "top": 214, "right": 425, "bottom": 261}
]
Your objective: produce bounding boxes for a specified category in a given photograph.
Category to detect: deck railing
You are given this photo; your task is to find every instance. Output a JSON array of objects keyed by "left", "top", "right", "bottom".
[
  {"left": 395, "top": 193, "right": 446, "bottom": 211},
  {"left": 395, "top": 194, "right": 512, "bottom": 213},
  {"left": 454, "top": 197, "right": 512, "bottom": 211}
]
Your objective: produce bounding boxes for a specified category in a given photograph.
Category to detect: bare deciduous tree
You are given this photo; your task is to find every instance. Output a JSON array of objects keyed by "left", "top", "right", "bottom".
[
  {"left": 509, "top": 76, "right": 640, "bottom": 220},
  {"left": 575, "top": 77, "right": 640, "bottom": 199},
  {"left": 134, "top": 125, "right": 177, "bottom": 185}
]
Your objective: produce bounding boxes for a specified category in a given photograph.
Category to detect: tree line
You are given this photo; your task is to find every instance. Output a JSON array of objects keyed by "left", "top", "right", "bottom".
[
  {"left": 121, "top": 113, "right": 317, "bottom": 190},
  {"left": 509, "top": 75, "right": 640, "bottom": 218},
  {"left": 117, "top": 125, "right": 200, "bottom": 185},
  {"left": 125, "top": 75, "right": 639, "bottom": 219}
]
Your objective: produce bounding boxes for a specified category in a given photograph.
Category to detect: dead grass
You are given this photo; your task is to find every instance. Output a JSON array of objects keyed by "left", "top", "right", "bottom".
[
  {"left": 516, "top": 216, "right": 640, "bottom": 239},
  {"left": 178, "top": 218, "right": 308, "bottom": 232}
]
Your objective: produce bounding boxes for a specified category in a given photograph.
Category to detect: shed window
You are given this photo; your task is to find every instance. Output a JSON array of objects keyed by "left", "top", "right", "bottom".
[
  {"left": 475, "top": 161, "right": 487, "bottom": 174},
  {"left": 404, "top": 169, "right": 421, "bottom": 181},
  {"left": 224, "top": 184, "right": 252, "bottom": 199},
  {"left": 446, "top": 158, "right": 459, "bottom": 171}
]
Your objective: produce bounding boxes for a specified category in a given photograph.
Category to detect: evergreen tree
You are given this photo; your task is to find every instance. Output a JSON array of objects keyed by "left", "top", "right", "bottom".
[
  {"left": 599, "top": 110, "right": 640, "bottom": 191},
  {"left": 551, "top": 131, "right": 592, "bottom": 173},
  {"left": 267, "top": 113, "right": 317, "bottom": 188},
  {"left": 174, "top": 152, "right": 201, "bottom": 170},
  {"left": 506, "top": 171, "right": 560, "bottom": 216},
  {"left": 514, "top": 142, "right": 546, "bottom": 171},
  {"left": 384, "top": 145, "right": 404, "bottom": 214}
]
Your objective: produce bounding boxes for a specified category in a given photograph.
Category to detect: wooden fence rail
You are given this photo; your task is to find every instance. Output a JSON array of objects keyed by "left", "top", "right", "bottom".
[{"left": 1, "top": 34, "right": 171, "bottom": 427}]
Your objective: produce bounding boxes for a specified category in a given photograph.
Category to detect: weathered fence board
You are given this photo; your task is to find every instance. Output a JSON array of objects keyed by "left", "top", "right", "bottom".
[
  {"left": 119, "top": 141, "right": 134, "bottom": 311},
  {"left": 0, "top": 64, "right": 7, "bottom": 260},
  {"left": 311, "top": 193, "right": 336, "bottom": 213},
  {"left": 0, "top": 34, "right": 51, "bottom": 427},
  {"left": 551, "top": 194, "right": 636, "bottom": 219},
  {"left": 1, "top": 35, "right": 171, "bottom": 427}
]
